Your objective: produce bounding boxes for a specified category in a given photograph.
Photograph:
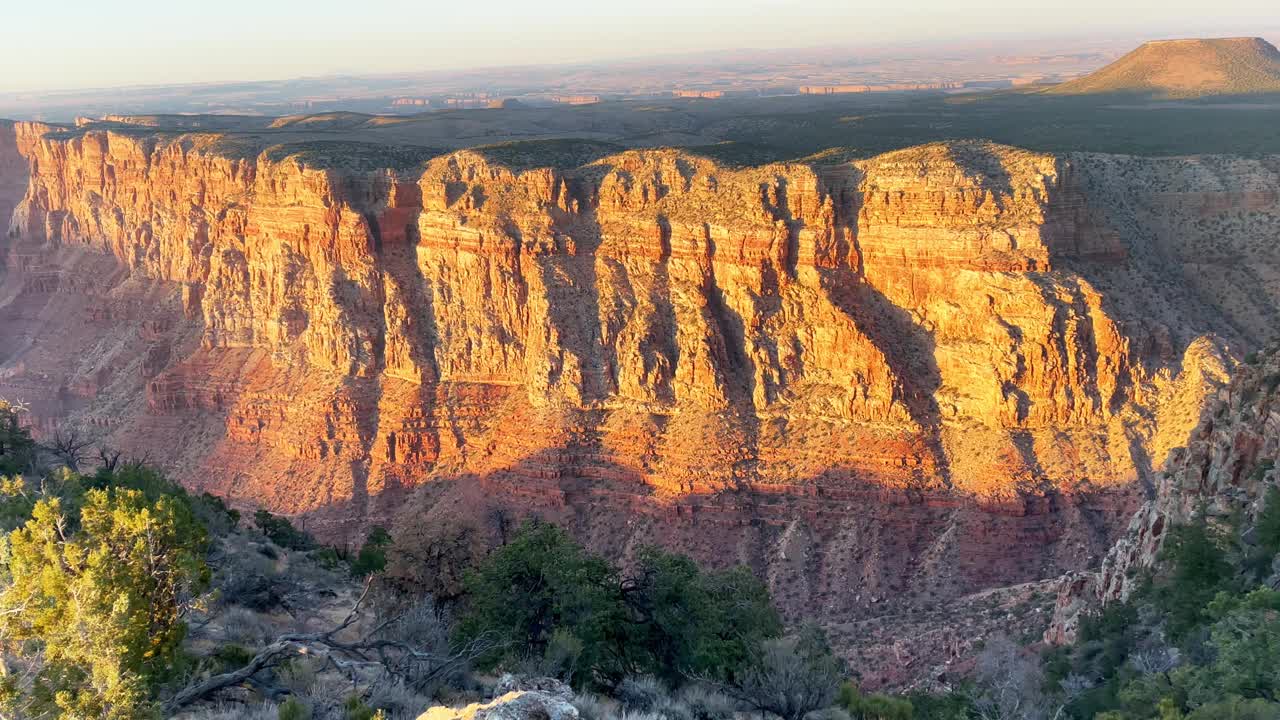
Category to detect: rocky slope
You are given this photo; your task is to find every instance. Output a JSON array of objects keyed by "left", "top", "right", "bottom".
[
  {"left": 3, "top": 119, "right": 1279, "bottom": 673},
  {"left": 1048, "top": 345, "right": 1280, "bottom": 644}
]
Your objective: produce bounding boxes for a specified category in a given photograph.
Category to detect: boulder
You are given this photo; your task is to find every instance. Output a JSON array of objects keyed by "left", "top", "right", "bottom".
[{"left": 416, "top": 689, "right": 579, "bottom": 720}]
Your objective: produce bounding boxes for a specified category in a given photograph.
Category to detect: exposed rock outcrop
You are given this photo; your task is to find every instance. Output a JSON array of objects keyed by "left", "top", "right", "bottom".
[
  {"left": 3, "top": 119, "right": 1279, "bottom": 675},
  {"left": 491, "top": 675, "right": 574, "bottom": 700},
  {"left": 1047, "top": 348, "right": 1280, "bottom": 643},
  {"left": 417, "top": 677, "right": 577, "bottom": 720}
]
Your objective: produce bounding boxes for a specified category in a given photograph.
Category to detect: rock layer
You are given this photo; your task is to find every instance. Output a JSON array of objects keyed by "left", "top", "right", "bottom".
[
  {"left": 3, "top": 121, "right": 1280, "bottom": 664},
  {"left": 1047, "top": 347, "right": 1280, "bottom": 644}
]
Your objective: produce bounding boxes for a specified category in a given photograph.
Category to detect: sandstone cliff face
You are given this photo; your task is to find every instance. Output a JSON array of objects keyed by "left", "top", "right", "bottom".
[
  {"left": 3, "top": 121, "right": 1277, "bottom": 664},
  {"left": 1047, "top": 347, "right": 1280, "bottom": 644}
]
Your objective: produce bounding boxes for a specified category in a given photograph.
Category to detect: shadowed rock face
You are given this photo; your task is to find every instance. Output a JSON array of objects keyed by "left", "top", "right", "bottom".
[
  {"left": 0, "top": 122, "right": 28, "bottom": 240},
  {"left": 2, "top": 120, "right": 1279, "bottom": 679}
]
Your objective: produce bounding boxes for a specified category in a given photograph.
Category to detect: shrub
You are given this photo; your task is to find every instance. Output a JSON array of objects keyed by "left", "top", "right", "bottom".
[
  {"left": 343, "top": 694, "right": 378, "bottom": 720},
  {"left": 573, "top": 693, "right": 615, "bottom": 720},
  {"left": 806, "top": 709, "right": 853, "bottom": 720},
  {"left": 1251, "top": 459, "right": 1275, "bottom": 484},
  {"left": 384, "top": 518, "right": 483, "bottom": 603},
  {"left": 617, "top": 676, "right": 669, "bottom": 711},
  {"left": 351, "top": 525, "right": 393, "bottom": 577},
  {"left": 193, "top": 491, "right": 241, "bottom": 535},
  {"left": 87, "top": 463, "right": 200, "bottom": 510},
  {"left": 311, "top": 546, "right": 346, "bottom": 571},
  {"left": 276, "top": 657, "right": 322, "bottom": 695},
  {"left": 297, "top": 675, "right": 353, "bottom": 718},
  {"left": 457, "top": 521, "right": 783, "bottom": 689},
  {"left": 838, "top": 682, "right": 913, "bottom": 720},
  {"left": 254, "top": 509, "right": 314, "bottom": 550},
  {"left": 1074, "top": 598, "right": 1140, "bottom": 679},
  {"left": 221, "top": 606, "right": 278, "bottom": 647},
  {"left": 735, "top": 626, "right": 844, "bottom": 720},
  {"left": 971, "top": 634, "right": 1053, "bottom": 720},
  {"left": 1185, "top": 697, "right": 1280, "bottom": 719},
  {"left": 1051, "top": 513, "right": 1280, "bottom": 720},
  {"left": 216, "top": 549, "right": 281, "bottom": 610},
  {"left": 1154, "top": 520, "right": 1233, "bottom": 640},
  {"left": 654, "top": 695, "right": 696, "bottom": 720},
  {"left": 184, "top": 703, "right": 281, "bottom": 720},
  {"left": 905, "top": 690, "right": 974, "bottom": 720},
  {"left": 0, "top": 472, "right": 36, "bottom": 531},
  {"left": 0, "top": 486, "right": 210, "bottom": 718},
  {"left": 0, "top": 398, "right": 35, "bottom": 476},
  {"left": 539, "top": 628, "right": 586, "bottom": 681},
  {"left": 367, "top": 677, "right": 432, "bottom": 717},
  {"left": 455, "top": 520, "right": 620, "bottom": 685},
  {"left": 676, "top": 685, "right": 737, "bottom": 720},
  {"left": 1258, "top": 486, "right": 1280, "bottom": 555},
  {"left": 213, "top": 643, "right": 257, "bottom": 672},
  {"left": 621, "top": 547, "right": 782, "bottom": 683},
  {"left": 278, "top": 697, "right": 311, "bottom": 720},
  {"left": 372, "top": 596, "right": 468, "bottom": 698},
  {"left": 616, "top": 713, "right": 665, "bottom": 720}
]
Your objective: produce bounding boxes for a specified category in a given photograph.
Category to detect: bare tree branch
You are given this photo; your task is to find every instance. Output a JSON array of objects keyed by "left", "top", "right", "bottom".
[
  {"left": 43, "top": 428, "right": 92, "bottom": 471},
  {"left": 163, "top": 639, "right": 301, "bottom": 713},
  {"left": 163, "top": 580, "right": 502, "bottom": 713},
  {"left": 96, "top": 446, "right": 123, "bottom": 473}
]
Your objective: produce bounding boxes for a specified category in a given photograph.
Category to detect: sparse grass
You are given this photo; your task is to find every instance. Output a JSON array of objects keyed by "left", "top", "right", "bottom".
[
  {"left": 674, "top": 686, "right": 736, "bottom": 720},
  {"left": 218, "top": 606, "right": 277, "bottom": 647},
  {"left": 367, "top": 677, "right": 434, "bottom": 718},
  {"left": 615, "top": 676, "right": 669, "bottom": 712},
  {"left": 572, "top": 693, "right": 616, "bottom": 720},
  {"left": 213, "top": 543, "right": 280, "bottom": 611}
]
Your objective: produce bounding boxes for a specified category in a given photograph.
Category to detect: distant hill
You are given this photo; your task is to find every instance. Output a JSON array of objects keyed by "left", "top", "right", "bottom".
[{"left": 1049, "top": 37, "right": 1280, "bottom": 98}]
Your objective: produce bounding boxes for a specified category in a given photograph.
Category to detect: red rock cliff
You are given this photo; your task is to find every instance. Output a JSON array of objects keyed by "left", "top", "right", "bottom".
[{"left": 4, "top": 123, "right": 1279, "bottom": 664}]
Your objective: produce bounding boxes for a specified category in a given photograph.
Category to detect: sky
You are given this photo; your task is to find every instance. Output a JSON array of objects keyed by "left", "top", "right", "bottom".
[{"left": 5, "top": 0, "right": 1280, "bottom": 92}]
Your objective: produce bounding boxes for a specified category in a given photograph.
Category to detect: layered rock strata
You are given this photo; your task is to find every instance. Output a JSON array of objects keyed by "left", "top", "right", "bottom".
[
  {"left": 1047, "top": 347, "right": 1279, "bottom": 644},
  {"left": 2, "top": 121, "right": 1278, "bottom": 656}
]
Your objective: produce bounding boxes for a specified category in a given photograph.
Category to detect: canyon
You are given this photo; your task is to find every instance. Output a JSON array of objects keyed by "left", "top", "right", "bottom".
[{"left": 3, "top": 116, "right": 1280, "bottom": 682}]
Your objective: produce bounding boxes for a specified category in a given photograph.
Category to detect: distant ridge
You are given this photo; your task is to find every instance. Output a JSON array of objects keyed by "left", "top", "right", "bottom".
[{"left": 1049, "top": 37, "right": 1280, "bottom": 98}]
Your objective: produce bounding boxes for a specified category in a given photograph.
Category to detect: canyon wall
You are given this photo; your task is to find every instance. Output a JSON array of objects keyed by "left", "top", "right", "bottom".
[
  {"left": 3, "top": 120, "right": 1279, "bottom": 676},
  {"left": 1047, "top": 345, "right": 1280, "bottom": 645}
]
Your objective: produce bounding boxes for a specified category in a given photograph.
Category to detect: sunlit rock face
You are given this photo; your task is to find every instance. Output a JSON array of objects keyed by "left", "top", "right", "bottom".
[
  {"left": 1046, "top": 347, "right": 1280, "bottom": 645},
  {"left": 3, "top": 121, "right": 1278, "bottom": 659}
]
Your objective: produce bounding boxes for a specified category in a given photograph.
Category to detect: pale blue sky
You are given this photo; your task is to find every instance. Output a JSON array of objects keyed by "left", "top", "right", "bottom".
[{"left": 5, "top": 0, "right": 1278, "bottom": 92}]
